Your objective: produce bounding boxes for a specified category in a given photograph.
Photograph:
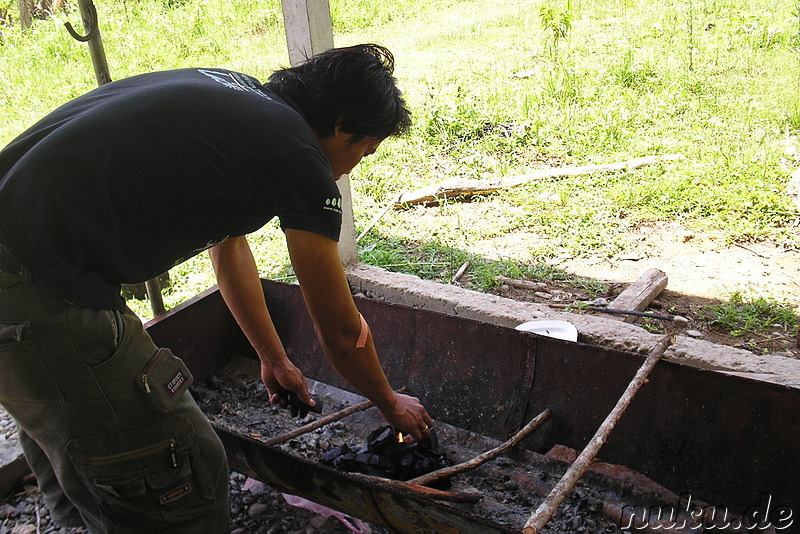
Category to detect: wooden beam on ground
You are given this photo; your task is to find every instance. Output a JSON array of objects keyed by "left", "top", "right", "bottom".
[
  {"left": 395, "top": 155, "right": 684, "bottom": 207},
  {"left": 608, "top": 268, "right": 668, "bottom": 323}
]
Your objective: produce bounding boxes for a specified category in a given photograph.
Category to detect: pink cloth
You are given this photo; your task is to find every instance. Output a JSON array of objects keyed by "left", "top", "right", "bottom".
[{"left": 281, "top": 493, "right": 371, "bottom": 533}]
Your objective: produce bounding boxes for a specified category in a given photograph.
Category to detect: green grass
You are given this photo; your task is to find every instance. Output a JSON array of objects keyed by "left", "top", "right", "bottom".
[
  {"left": 700, "top": 291, "right": 799, "bottom": 338},
  {"left": 1, "top": 0, "right": 799, "bottom": 328}
]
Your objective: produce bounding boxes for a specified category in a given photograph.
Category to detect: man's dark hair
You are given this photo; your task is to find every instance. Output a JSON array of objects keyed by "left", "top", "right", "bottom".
[{"left": 268, "top": 43, "right": 412, "bottom": 142}]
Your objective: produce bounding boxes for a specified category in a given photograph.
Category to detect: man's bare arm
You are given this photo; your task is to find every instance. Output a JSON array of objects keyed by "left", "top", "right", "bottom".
[
  {"left": 285, "top": 229, "right": 432, "bottom": 440},
  {"left": 209, "top": 236, "right": 313, "bottom": 407}
]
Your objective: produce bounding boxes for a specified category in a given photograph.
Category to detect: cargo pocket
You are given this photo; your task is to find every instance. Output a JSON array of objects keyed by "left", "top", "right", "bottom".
[
  {"left": 0, "top": 322, "right": 63, "bottom": 404},
  {"left": 137, "top": 348, "right": 194, "bottom": 413},
  {"left": 66, "top": 413, "right": 216, "bottom": 528}
]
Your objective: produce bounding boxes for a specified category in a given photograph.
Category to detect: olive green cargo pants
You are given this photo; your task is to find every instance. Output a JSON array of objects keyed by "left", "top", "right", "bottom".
[{"left": 0, "top": 275, "right": 230, "bottom": 533}]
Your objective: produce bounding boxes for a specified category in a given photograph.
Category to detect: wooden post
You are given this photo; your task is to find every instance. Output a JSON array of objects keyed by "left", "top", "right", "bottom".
[
  {"left": 337, "top": 178, "right": 358, "bottom": 265},
  {"left": 64, "top": 0, "right": 111, "bottom": 85},
  {"left": 79, "top": 0, "right": 111, "bottom": 85},
  {"left": 17, "top": 0, "right": 32, "bottom": 30},
  {"left": 281, "top": 0, "right": 333, "bottom": 65},
  {"left": 280, "top": 0, "right": 359, "bottom": 266}
]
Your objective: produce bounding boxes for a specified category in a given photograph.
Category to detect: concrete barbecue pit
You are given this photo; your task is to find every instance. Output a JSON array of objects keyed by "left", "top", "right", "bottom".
[
  {"left": 141, "top": 277, "right": 798, "bottom": 532},
  {"left": 192, "top": 358, "right": 662, "bottom": 533}
]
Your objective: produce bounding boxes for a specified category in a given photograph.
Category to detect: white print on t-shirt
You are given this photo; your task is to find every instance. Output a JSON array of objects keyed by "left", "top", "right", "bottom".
[
  {"left": 197, "top": 69, "right": 273, "bottom": 101},
  {"left": 324, "top": 197, "right": 342, "bottom": 215}
]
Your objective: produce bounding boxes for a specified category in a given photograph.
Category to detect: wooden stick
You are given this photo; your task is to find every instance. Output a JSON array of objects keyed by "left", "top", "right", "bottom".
[
  {"left": 264, "top": 387, "right": 407, "bottom": 446},
  {"left": 451, "top": 261, "right": 470, "bottom": 283},
  {"left": 356, "top": 190, "right": 407, "bottom": 243},
  {"left": 733, "top": 242, "right": 770, "bottom": 259},
  {"left": 395, "top": 155, "right": 684, "bottom": 207},
  {"left": 352, "top": 473, "right": 482, "bottom": 503},
  {"left": 408, "top": 409, "right": 551, "bottom": 486},
  {"left": 495, "top": 275, "right": 548, "bottom": 291},
  {"left": 587, "top": 307, "right": 673, "bottom": 322},
  {"left": 522, "top": 333, "right": 675, "bottom": 534}
]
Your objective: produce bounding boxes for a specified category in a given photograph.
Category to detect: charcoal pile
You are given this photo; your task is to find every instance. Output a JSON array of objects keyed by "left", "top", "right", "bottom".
[
  {"left": 190, "top": 359, "right": 627, "bottom": 533},
  {"left": 320, "top": 426, "right": 452, "bottom": 487}
]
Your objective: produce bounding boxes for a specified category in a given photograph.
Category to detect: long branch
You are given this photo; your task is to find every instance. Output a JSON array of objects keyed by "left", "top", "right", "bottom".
[
  {"left": 395, "top": 154, "right": 683, "bottom": 207},
  {"left": 522, "top": 333, "right": 675, "bottom": 534},
  {"left": 408, "top": 409, "right": 551, "bottom": 486},
  {"left": 351, "top": 473, "right": 482, "bottom": 503}
]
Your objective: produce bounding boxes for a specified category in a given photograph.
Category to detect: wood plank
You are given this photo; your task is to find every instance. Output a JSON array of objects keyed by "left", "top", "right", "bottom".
[{"left": 609, "top": 268, "right": 668, "bottom": 323}]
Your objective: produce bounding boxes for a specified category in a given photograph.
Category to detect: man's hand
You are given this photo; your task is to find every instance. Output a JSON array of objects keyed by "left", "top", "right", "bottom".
[
  {"left": 285, "top": 230, "right": 435, "bottom": 439},
  {"left": 260, "top": 360, "right": 316, "bottom": 415},
  {"left": 210, "top": 237, "right": 318, "bottom": 417},
  {"left": 378, "top": 392, "right": 434, "bottom": 443}
]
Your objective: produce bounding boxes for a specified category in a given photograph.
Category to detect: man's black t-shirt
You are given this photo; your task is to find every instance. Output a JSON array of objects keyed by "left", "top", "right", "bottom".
[{"left": 0, "top": 68, "right": 343, "bottom": 310}]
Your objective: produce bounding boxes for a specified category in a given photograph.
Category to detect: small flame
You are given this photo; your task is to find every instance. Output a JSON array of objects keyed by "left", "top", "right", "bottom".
[{"left": 397, "top": 432, "right": 404, "bottom": 443}]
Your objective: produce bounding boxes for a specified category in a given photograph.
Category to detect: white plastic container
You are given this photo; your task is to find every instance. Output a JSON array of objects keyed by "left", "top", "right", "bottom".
[{"left": 515, "top": 320, "right": 578, "bottom": 342}]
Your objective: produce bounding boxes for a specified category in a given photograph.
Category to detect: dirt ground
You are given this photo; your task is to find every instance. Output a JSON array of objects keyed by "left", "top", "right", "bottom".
[{"left": 480, "top": 221, "right": 800, "bottom": 359}]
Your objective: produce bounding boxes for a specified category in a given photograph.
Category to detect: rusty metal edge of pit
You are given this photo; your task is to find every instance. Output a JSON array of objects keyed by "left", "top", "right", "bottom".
[{"left": 212, "top": 423, "right": 519, "bottom": 534}]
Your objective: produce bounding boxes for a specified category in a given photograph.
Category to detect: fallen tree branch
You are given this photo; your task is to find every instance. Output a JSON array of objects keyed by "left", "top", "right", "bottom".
[
  {"left": 407, "top": 409, "right": 551, "bottom": 486},
  {"left": 495, "top": 275, "right": 548, "bottom": 291},
  {"left": 395, "top": 154, "right": 684, "bottom": 207}
]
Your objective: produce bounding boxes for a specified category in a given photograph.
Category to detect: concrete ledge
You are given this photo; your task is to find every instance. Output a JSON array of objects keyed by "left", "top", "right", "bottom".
[{"left": 346, "top": 264, "right": 800, "bottom": 388}]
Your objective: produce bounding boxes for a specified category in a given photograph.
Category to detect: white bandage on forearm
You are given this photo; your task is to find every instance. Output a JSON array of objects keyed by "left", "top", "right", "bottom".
[{"left": 356, "top": 313, "right": 369, "bottom": 349}]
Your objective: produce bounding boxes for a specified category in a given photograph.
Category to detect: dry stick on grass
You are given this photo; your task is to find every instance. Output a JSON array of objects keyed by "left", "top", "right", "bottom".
[
  {"left": 522, "top": 333, "right": 676, "bottom": 534},
  {"left": 356, "top": 189, "right": 408, "bottom": 243},
  {"left": 451, "top": 261, "right": 470, "bottom": 283},
  {"left": 264, "top": 387, "right": 407, "bottom": 446},
  {"left": 407, "top": 408, "right": 552, "bottom": 487},
  {"left": 733, "top": 242, "right": 770, "bottom": 259},
  {"left": 395, "top": 154, "right": 684, "bottom": 207},
  {"left": 495, "top": 275, "right": 548, "bottom": 291}
]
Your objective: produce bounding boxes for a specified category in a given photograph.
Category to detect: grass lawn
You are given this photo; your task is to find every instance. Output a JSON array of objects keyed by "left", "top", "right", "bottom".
[{"left": 1, "top": 0, "right": 797, "bottom": 337}]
